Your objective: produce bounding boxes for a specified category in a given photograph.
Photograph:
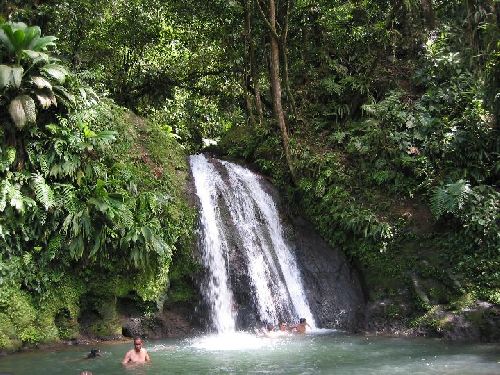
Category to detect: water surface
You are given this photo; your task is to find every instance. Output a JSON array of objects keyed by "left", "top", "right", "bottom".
[{"left": 1, "top": 332, "right": 498, "bottom": 374}]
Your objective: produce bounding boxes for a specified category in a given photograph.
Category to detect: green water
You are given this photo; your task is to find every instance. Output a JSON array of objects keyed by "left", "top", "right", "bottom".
[{"left": 0, "top": 331, "right": 498, "bottom": 375}]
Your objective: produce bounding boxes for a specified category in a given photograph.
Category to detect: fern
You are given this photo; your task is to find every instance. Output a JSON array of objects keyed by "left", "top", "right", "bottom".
[
  {"left": 38, "top": 154, "right": 50, "bottom": 176},
  {"left": 430, "top": 179, "right": 471, "bottom": 218},
  {"left": 2, "top": 180, "right": 25, "bottom": 212},
  {"left": 38, "top": 211, "right": 47, "bottom": 225},
  {"left": 46, "top": 235, "right": 62, "bottom": 261},
  {"left": 61, "top": 157, "right": 80, "bottom": 177},
  {"left": 49, "top": 156, "right": 80, "bottom": 178},
  {"left": 53, "top": 183, "right": 77, "bottom": 212},
  {"left": 117, "top": 205, "right": 135, "bottom": 228},
  {"left": 31, "top": 173, "right": 55, "bottom": 210},
  {"left": 53, "top": 139, "right": 67, "bottom": 157},
  {"left": 0, "top": 180, "right": 8, "bottom": 212},
  {"left": 0, "top": 146, "right": 16, "bottom": 172}
]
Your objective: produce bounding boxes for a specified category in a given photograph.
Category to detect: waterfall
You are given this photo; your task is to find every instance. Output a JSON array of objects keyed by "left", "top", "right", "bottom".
[
  {"left": 190, "top": 154, "right": 316, "bottom": 333},
  {"left": 190, "top": 155, "right": 235, "bottom": 333}
]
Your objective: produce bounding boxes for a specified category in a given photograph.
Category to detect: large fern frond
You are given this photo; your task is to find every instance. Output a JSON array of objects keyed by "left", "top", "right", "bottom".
[
  {"left": 38, "top": 154, "right": 50, "bottom": 176},
  {"left": 53, "top": 183, "right": 77, "bottom": 212},
  {"left": 31, "top": 172, "right": 55, "bottom": 210},
  {"left": 430, "top": 179, "right": 471, "bottom": 218},
  {"left": 1, "top": 179, "right": 26, "bottom": 212},
  {"left": 49, "top": 155, "right": 80, "bottom": 178}
]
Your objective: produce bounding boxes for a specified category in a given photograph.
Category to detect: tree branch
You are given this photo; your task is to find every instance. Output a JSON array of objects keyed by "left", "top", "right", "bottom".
[{"left": 256, "top": 0, "right": 280, "bottom": 40}]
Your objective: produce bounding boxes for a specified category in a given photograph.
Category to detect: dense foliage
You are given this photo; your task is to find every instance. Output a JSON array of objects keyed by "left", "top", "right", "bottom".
[
  {"left": 218, "top": 0, "right": 499, "bottom": 320},
  {"left": 0, "top": 0, "right": 498, "bottom": 349},
  {"left": 0, "top": 20, "right": 194, "bottom": 350}
]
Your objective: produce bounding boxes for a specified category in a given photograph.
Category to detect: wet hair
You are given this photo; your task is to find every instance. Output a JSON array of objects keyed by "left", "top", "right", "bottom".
[
  {"left": 266, "top": 323, "right": 274, "bottom": 331},
  {"left": 299, "top": 318, "right": 306, "bottom": 324},
  {"left": 86, "top": 348, "right": 100, "bottom": 359}
]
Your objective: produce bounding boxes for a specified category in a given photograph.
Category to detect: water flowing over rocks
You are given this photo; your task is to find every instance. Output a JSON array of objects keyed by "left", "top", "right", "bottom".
[{"left": 189, "top": 154, "right": 365, "bottom": 332}]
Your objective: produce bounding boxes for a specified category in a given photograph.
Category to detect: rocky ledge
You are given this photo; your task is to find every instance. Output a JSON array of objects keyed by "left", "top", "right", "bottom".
[{"left": 365, "top": 299, "right": 499, "bottom": 342}]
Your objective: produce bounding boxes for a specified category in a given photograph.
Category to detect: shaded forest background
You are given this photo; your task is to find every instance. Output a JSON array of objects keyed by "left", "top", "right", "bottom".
[{"left": 0, "top": 0, "right": 498, "bottom": 350}]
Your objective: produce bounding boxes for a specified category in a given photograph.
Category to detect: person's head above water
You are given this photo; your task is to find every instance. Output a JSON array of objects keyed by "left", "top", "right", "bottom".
[
  {"left": 299, "top": 318, "right": 306, "bottom": 324},
  {"left": 87, "top": 348, "right": 100, "bottom": 359},
  {"left": 133, "top": 337, "right": 143, "bottom": 352}
]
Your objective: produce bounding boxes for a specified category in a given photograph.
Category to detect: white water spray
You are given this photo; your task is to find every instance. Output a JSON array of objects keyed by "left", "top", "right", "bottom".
[{"left": 190, "top": 154, "right": 316, "bottom": 333}]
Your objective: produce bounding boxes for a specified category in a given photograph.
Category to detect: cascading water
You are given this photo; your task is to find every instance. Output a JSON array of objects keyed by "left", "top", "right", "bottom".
[
  {"left": 190, "top": 155, "right": 235, "bottom": 333},
  {"left": 190, "top": 154, "right": 316, "bottom": 333}
]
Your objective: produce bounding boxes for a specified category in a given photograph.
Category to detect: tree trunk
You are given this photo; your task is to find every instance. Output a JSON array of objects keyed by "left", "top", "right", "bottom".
[
  {"left": 247, "top": 0, "right": 264, "bottom": 125},
  {"left": 268, "top": 0, "right": 295, "bottom": 180},
  {"left": 420, "top": 0, "right": 435, "bottom": 30},
  {"left": 465, "top": 0, "right": 479, "bottom": 53},
  {"left": 281, "top": 0, "right": 297, "bottom": 120},
  {"left": 251, "top": 47, "right": 264, "bottom": 126},
  {"left": 243, "top": 0, "right": 256, "bottom": 127}
]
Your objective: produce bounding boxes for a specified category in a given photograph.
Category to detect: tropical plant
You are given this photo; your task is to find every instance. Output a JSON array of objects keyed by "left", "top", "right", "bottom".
[{"left": 0, "top": 22, "right": 72, "bottom": 128}]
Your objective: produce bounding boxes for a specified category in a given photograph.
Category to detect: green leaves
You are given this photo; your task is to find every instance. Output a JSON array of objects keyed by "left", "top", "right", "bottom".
[
  {"left": 31, "top": 173, "right": 55, "bottom": 211},
  {"left": 31, "top": 76, "right": 52, "bottom": 90},
  {"left": 8, "top": 95, "right": 37, "bottom": 130},
  {"left": 0, "top": 22, "right": 56, "bottom": 60},
  {"left": 0, "top": 174, "right": 35, "bottom": 214},
  {"left": 430, "top": 179, "right": 471, "bottom": 218},
  {"left": 0, "top": 65, "right": 23, "bottom": 89},
  {"left": 0, "top": 21, "right": 76, "bottom": 132},
  {"left": 41, "top": 64, "right": 68, "bottom": 84}
]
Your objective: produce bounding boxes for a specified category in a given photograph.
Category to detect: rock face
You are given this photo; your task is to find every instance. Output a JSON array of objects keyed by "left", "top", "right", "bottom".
[
  {"left": 261, "top": 180, "right": 365, "bottom": 331},
  {"left": 364, "top": 299, "right": 500, "bottom": 342},
  {"left": 289, "top": 216, "right": 366, "bottom": 330},
  {"left": 121, "top": 305, "right": 200, "bottom": 339}
]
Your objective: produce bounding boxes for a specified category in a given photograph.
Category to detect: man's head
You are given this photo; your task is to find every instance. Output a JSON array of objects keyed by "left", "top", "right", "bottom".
[
  {"left": 133, "top": 337, "right": 143, "bottom": 352},
  {"left": 299, "top": 318, "right": 306, "bottom": 324}
]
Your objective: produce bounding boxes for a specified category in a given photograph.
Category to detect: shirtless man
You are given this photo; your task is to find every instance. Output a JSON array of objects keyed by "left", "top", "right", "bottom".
[
  {"left": 122, "top": 337, "right": 151, "bottom": 365},
  {"left": 291, "top": 318, "right": 310, "bottom": 334}
]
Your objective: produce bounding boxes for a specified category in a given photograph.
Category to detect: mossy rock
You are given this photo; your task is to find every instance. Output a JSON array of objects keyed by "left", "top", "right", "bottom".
[
  {"left": 88, "top": 319, "right": 122, "bottom": 337},
  {"left": 0, "top": 313, "right": 22, "bottom": 352}
]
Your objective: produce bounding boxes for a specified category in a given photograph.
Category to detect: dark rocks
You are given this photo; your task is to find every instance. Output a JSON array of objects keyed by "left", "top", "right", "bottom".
[
  {"left": 289, "top": 216, "right": 366, "bottom": 331},
  {"left": 438, "top": 302, "right": 500, "bottom": 342},
  {"left": 257, "top": 175, "right": 366, "bottom": 331},
  {"left": 364, "top": 299, "right": 500, "bottom": 342},
  {"left": 121, "top": 305, "right": 200, "bottom": 339}
]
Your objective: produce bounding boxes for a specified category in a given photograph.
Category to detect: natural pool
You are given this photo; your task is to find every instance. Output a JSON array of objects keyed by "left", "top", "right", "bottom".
[{"left": 0, "top": 331, "right": 498, "bottom": 375}]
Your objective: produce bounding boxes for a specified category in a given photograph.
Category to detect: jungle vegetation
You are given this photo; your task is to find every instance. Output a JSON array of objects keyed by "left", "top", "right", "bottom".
[{"left": 0, "top": 0, "right": 498, "bottom": 349}]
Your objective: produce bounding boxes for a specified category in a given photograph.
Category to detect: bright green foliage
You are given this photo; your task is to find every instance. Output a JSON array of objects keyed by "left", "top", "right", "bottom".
[
  {"left": 220, "top": 0, "right": 499, "bottom": 320},
  {"left": 12, "top": 0, "right": 243, "bottom": 152},
  {"left": 0, "top": 21, "right": 195, "bottom": 350},
  {"left": 3, "top": 0, "right": 498, "bottom": 341},
  {"left": 0, "top": 99, "right": 194, "bottom": 348},
  {"left": 0, "top": 21, "right": 71, "bottom": 131},
  {"left": 431, "top": 180, "right": 472, "bottom": 218}
]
